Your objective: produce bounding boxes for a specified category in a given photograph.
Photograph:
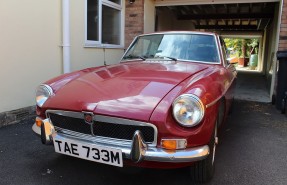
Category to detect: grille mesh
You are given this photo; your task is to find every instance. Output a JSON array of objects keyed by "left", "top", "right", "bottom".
[
  {"left": 48, "top": 113, "right": 155, "bottom": 143},
  {"left": 49, "top": 113, "right": 91, "bottom": 134},
  {"left": 93, "top": 122, "right": 154, "bottom": 142}
]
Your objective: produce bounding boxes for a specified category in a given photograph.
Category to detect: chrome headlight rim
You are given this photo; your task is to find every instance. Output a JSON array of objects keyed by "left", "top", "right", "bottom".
[
  {"left": 36, "top": 84, "right": 54, "bottom": 107},
  {"left": 172, "top": 94, "right": 205, "bottom": 127}
]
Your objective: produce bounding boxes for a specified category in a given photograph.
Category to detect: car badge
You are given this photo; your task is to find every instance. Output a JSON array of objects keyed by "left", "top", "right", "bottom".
[{"left": 84, "top": 113, "right": 93, "bottom": 124}]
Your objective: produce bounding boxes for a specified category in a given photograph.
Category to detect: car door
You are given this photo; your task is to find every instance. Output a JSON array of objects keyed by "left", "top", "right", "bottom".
[{"left": 218, "top": 36, "right": 237, "bottom": 111}]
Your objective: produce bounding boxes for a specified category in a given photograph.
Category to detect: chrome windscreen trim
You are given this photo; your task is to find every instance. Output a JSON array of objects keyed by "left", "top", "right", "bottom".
[
  {"left": 139, "top": 31, "right": 216, "bottom": 37},
  {"left": 45, "top": 110, "right": 158, "bottom": 146}
]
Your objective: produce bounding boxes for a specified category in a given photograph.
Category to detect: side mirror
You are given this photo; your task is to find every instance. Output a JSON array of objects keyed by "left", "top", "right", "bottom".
[{"left": 226, "top": 58, "right": 231, "bottom": 65}]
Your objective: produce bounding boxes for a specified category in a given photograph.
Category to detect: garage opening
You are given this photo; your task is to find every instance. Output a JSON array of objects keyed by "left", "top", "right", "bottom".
[{"left": 155, "top": 1, "right": 281, "bottom": 103}]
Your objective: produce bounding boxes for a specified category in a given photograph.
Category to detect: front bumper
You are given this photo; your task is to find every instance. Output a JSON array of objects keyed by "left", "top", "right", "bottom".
[{"left": 32, "top": 119, "right": 210, "bottom": 163}]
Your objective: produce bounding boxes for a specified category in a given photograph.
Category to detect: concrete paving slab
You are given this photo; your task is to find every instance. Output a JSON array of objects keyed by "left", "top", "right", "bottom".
[{"left": 235, "top": 71, "right": 270, "bottom": 103}]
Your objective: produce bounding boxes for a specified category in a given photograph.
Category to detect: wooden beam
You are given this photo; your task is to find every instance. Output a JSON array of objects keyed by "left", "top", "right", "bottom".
[
  {"left": 257, "top": 19, "right": 262, "bottom": 30},
  {"left": 178, "top": 13, "right": 273, "bottom": 20},
  {"left": 211, "top": 4, "right": 216, "bottom": 13},
  {"left": 249, "top": 3, "right": 253, "bottom": 13},
  {"left": 195, "top": 25, "right": 258, "bottom": 30},
  {"left": 225, "top": 4, "right": 229, "bottom": 14},
  {"left": 257, "top": 18, "right": 271, "bottom": 30},
  {"left": 155, "top": 0, "right": 280, "bottom": 7},
  {"left": 195, "top": 5, "right": 204, "bottom": 14},
  {"left": 237, "top": 3, "right": 240, "bottom": 13},
  {"left": 182, "top": 5, "right": 192, "bottom": 13},
  {"left": 167, "top": 6, "right": 181, "bottom": 17},
  {"left": 189, "top": 6, "right": 198, "bottom": 14},
  {"left": 180, "top": 6, "right": 189, "bottom": 15}
]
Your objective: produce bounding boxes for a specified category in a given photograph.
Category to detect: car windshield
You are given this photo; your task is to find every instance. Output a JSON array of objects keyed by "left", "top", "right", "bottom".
[{"left": 122, "top": 33, "right": 220, "bottom": 63}]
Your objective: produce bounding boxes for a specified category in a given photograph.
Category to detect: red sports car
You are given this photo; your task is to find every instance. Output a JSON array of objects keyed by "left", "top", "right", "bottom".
[{"left": 33, "top": 31, "right": 237, "bottom": 183}]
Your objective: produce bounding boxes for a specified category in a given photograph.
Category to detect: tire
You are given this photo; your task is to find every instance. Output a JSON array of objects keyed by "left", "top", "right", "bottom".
[
  {"left": 190, "top": 120, "right": 218, "bottom": 183},
  {"left": 281, "top": 98, "right": 286, "bottom": 114},
  {"left": 228, "top": 98, "right": 234, "bottom": 115},
  {"left": 272, "top": 94, "right": 276, "bottom": 105},
  {"left": 218, "top": 99, "right": 225, "bottom": 127}
]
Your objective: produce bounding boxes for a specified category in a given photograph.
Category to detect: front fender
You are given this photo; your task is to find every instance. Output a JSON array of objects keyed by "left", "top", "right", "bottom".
[{"left": 150, "top": 65, "right": 231, "bottom": 148}]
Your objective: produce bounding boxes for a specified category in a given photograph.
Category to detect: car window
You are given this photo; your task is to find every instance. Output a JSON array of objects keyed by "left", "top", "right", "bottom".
[{"left": 123, "top": 34, "right": 220, "bottom": 63}]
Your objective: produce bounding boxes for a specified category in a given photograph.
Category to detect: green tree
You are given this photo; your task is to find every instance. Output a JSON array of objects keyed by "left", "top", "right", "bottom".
[
  {"left": 247, "top": 39, "right": 259, "bottom": 55},
  {"left": 224, "top": 38, "right": 257, "bottom": 58}
]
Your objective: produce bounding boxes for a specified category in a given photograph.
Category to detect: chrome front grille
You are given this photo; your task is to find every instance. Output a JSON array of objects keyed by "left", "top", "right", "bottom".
[
  {"left": 92, "top": 121, "right": 155, "bottom": 142},
  {"left": 47, "top": 110, "right": 157, "bottom": 145},
  {"left": 49, "top": 113, "right": 91, "bottom": 134}
]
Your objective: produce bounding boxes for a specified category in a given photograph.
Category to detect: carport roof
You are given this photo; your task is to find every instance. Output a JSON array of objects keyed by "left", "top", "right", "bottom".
[{"left": 157, "top": 2, "right": 276, "bottom": 31}]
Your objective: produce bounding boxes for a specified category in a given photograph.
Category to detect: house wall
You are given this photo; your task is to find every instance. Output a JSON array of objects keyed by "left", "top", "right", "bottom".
[
  {"left": 70, "top": 0, "right": 124, "bottom": 70},
  {"left": 125, "top": 0, "right": 145, "bottom": 48},
  {"left": 278, "top": 0, "right": 287, "bottom": 51},
  {"left": 265, "top": 3, "right": 280, "bottom": 75},
  {"left": 264, "top": 4, "right": 279, "bottom": 93},
  {"left": 0, "top": 0, "right": 126, "bottom": 116},
  {"left": 144, "top": 0, "right": 155, "bottom": 33},
  {"left": 0, "top": 0, "right": 62, "bottom": 113},
  {"left": 274, "top": 0, "right": 286, "bottom": 106}
]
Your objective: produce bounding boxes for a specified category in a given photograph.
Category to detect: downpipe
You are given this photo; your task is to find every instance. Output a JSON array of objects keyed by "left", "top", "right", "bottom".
[{"left": 62, "top": 0, "right": 71, "bottom": 74}]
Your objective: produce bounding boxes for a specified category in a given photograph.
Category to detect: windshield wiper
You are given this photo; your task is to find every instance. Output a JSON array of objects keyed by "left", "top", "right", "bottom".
[
  {"left": 163, "top": 56, "right": 177, "bottom": 61},
  {"left": 123, "top": 54, "right": 146, "bottom": 61}
]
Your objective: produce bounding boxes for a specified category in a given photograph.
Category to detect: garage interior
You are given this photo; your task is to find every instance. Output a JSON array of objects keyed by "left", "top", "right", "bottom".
[{"left": 155, "top": 1, "right": 281, "bottom": 103}]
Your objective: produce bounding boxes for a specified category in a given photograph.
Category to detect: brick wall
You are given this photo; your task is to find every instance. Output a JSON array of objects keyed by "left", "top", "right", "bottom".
[
  {"left": 125, "top": 0, "right": 144, "bottom": 48},
  {"left": 279, "top": 1, "right": 287, "bottom": 51}
]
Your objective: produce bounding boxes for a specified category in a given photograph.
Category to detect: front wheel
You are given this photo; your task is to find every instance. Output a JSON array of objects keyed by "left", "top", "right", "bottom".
[
  {"left": 281, "top": 98, "right": 286, "bottom": 114},
  {"left": 189, "top": 121, "right": 218, "bottom": 183}
]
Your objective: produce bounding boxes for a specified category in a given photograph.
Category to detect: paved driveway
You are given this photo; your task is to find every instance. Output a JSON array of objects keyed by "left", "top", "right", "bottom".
[{"left": 0, "top": 100, "right": 287, "bottom": 185}]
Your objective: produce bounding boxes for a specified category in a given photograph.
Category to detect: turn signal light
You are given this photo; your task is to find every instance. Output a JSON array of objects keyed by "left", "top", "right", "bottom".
[{"left": 161, "top": 139, "right": 187, "bottom": 150}]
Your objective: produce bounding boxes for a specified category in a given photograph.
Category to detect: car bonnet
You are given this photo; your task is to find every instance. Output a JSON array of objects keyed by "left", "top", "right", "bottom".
[{"left": 44, "top": 61, "right": 208, "bottom": 121}]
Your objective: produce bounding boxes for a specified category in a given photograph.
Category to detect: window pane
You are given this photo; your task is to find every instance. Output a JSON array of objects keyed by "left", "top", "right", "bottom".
[
  {"left": 123, "top": 34, "right": 219, "bottom": 63},
  {"left": 87, "top": 0, "right": 99, "bottom": 41},
  {"left": 108, "top": 0, "right": 121, "bottom": 5},
  {"left": 102, "top": 5, "right": 121, "bottom": 45}
]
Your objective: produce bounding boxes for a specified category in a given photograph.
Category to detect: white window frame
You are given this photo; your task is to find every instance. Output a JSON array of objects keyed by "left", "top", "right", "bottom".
[{"left": 85, "top": 0, "right": 125, "bottom": 48}]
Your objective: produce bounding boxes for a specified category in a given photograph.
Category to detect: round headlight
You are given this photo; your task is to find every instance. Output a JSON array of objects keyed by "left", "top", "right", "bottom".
[
  {"left": 172, "top": 94, "right": 205, "bottom": 127},
  {"left": 36, "top": 84, "right": 53, "bottom": 107}
]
